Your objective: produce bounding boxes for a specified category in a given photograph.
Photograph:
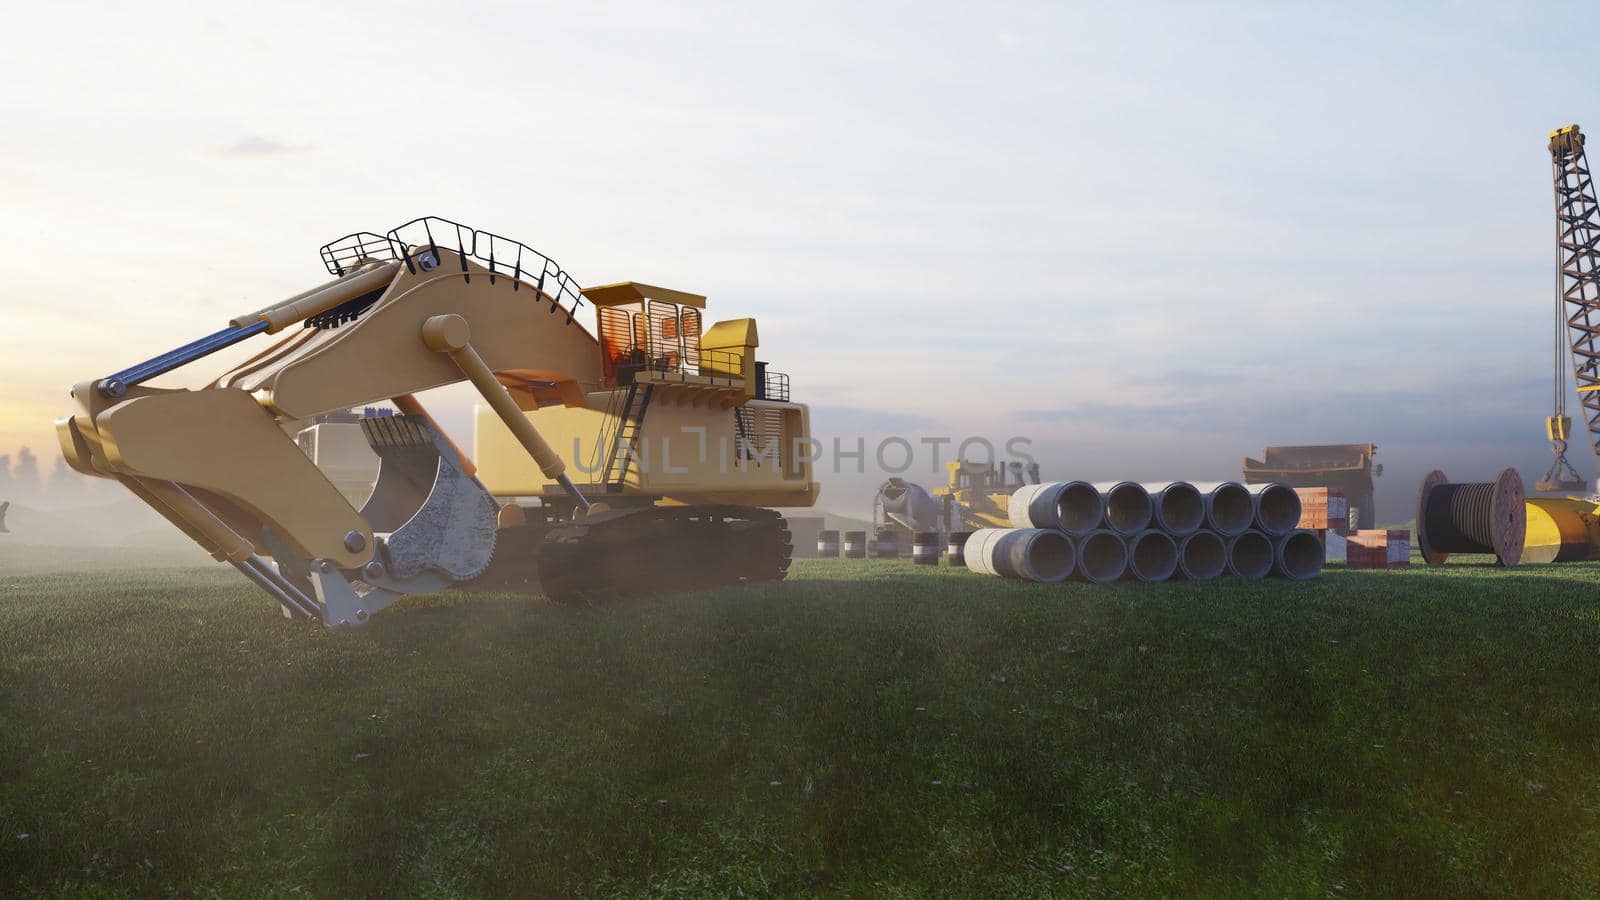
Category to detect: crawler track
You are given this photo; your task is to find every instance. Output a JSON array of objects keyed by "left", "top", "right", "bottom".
[{"left": 471, "top": 505, "right": 792, "bottom": 605}]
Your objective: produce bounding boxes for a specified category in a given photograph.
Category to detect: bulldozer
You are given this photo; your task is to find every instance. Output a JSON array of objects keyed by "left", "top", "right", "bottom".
[
  {"left": 56, "top": 217, "right": 819, "bottom": 626},
  {"left": 934, "top": 458, "right": 1040, "bottom": 531}
]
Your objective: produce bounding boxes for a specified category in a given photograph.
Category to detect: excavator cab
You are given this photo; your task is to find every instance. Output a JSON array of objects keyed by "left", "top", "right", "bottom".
[{"left": 587, "top": 282, "right": 706, "bottom": 388}]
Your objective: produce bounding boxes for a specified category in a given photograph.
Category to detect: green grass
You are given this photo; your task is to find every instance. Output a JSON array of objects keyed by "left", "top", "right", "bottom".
[{"left": 4, "top": 549, "right": 1600, "bottom": 896}]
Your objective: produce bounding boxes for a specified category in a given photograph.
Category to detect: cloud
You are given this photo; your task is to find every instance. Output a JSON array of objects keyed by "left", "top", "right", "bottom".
[
  {"left": 1014, "top": 387, "right": 1534, "bottom": 446},
  {"left": 211, "top": 136, "right": 300, "bottom": 158}
]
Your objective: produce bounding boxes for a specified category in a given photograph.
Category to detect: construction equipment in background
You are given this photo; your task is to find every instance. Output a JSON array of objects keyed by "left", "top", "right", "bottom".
[
  {"left": 933, "top": 458, "right": 1040, "bottom": 531},
  {"left": 872, "top": 477, "right": 942, "bottom": 550},
  {"left": 57, "top": 217, "right": 818, "bottom": 625},
  {"left": 1541, "top": 124, "right": 1600, "bottom": 492},
  {"left": 1419, "top": 466, "right": 1600, "bottom": 567},
  {"left": 1243, "top": 444, "right": 1381, "bottom": 529},
  {"left": 868, "top": 458, "right": 1040, "bottom": 551},
  {"left": 292, "top": 408, "right": 391, "bottom": 509}
]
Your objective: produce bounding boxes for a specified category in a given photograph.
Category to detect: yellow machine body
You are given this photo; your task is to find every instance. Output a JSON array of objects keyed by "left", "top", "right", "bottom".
[
  {"left": 932, "top": 459, "right": 1026, "bottom": 530},
  {"left": 475, "top": 397, "right": 816, "bottom": 505},
  {"left": 1522, "top": 496, "right": 1600, "bottom": 564}
]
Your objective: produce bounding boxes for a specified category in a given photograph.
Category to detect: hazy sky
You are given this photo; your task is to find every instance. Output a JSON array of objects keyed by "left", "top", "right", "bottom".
[{"left": 0, "top": 1, "right": 1591, "bottom": 519}]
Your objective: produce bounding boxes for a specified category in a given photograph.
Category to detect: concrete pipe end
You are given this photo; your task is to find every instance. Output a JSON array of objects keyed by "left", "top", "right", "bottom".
[
  {"left": 1178, "top": 530, "right": 1227, "bottom": 580},
  {"left": 1251, "top": 482, "right": 1302, "bottom": 536},
  {"left": 1227, "top": 530, "right": 1274, "bottom": 579},
  {"left": 1274, "top": 529, "right": 1324, "bottom": 580},
  {"left": 1205, "top": 482, "right": 1255, "bottom": 536},
  {"left": 1076, "top": 530, "right": 1129, "bottom": 584},
  {"left": 1127, "top": 530, "right": 1178, "bottom": 583}
]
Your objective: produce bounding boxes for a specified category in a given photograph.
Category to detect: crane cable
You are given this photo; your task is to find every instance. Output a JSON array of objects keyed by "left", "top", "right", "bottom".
[{"left": 1555, "top": 152, "right": 1567, "bottom": 423}]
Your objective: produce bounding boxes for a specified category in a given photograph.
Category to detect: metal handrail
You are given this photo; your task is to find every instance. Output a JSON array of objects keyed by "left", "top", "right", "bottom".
[
  {"left": 761, "top": 368, "right": 790, "bottom": 402},
  {"left": 317, "top": 217, "right": 587, "bottom": 324}
]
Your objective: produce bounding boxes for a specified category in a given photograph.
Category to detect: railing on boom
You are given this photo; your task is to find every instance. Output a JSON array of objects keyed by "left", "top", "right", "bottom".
[{"left": 317, "top": 216, "right": 587, "bottom": 325}]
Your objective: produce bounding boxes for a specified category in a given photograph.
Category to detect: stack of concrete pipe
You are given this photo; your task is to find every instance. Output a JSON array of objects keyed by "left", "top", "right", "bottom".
[{"left": 964, "top": 479, "right": 1323, "bottom": 585}]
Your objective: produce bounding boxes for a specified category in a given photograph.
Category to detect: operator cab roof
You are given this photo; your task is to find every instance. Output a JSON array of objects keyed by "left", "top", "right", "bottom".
[{"left": 581, "top": 281, "right": 706, "bottom": 309}]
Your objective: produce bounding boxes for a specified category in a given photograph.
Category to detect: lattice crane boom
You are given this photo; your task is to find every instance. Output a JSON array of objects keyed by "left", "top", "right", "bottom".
[{"left": 1540, "top": 124, "right": 1599, "bottom": 492}]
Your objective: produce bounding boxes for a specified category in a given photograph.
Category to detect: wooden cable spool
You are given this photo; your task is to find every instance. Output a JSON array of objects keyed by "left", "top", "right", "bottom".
[{"left": 1415, "top": 468, "right": 1525, "bottom": 566}]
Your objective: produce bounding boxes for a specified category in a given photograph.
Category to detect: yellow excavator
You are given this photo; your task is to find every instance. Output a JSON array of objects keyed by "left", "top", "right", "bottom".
[{"left": 57, "top": 217, "right": 818, "bottom": 625}]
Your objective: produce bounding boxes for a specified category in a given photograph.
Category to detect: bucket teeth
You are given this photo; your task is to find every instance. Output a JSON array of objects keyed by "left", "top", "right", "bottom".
[{"left": 361, "top": 414, "right": 435, "bottom": 451}]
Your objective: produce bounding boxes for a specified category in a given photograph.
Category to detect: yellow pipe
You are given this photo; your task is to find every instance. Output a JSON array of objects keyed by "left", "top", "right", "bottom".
[
  {"left": 123, "top": 476, "right": 256, "bottom": 562},
  {"left": 420, "top": 314, "right": 565, "bottom": 480},
  {"left": 1523, "top": 497, "right": 1600, "bottom": 564},
  {"left": 229, "top": 262, "right": 399, "bottom": 334}
]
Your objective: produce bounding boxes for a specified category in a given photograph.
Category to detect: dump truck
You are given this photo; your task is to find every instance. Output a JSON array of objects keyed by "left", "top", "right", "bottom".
[
  {"left": 57, "top": 217, "right": 819, "bottom": 626},
  {"left": 1243, "top": 444, "right": 1380, "bottom": 529}
]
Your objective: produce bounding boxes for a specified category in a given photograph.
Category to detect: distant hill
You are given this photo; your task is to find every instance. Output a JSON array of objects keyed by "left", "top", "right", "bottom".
[{"left": 776, "top": 508, "right": 874, "bottom": 533}]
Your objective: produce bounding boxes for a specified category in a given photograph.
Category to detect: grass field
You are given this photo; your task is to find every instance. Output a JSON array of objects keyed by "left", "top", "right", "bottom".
[{"left": 4, "top": 547, "right": 1600, "bottom": 896}]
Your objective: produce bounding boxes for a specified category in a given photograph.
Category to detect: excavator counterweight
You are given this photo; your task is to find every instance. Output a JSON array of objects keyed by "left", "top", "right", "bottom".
[{"left": 60, "top": 217, "right": 818, "bottom": 625}]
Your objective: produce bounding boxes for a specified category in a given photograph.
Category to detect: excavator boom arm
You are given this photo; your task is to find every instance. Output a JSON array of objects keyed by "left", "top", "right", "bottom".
[{"left": 60, "top": 222, "right": 601, "bottom": 627}]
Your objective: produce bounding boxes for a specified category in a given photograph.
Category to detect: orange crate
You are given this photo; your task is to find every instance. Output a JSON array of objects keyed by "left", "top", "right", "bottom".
[
  {"left": 1347, "top": 529, "right": 1409, "bottom": 569},
  {"left": 1295, "top": 487, "right": 1348, "bottom": 533}
]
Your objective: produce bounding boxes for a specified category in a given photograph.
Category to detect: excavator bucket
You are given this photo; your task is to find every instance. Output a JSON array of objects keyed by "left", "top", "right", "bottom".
[{"left": 357, "top": 415, "right": 498, "bottom": 583}]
